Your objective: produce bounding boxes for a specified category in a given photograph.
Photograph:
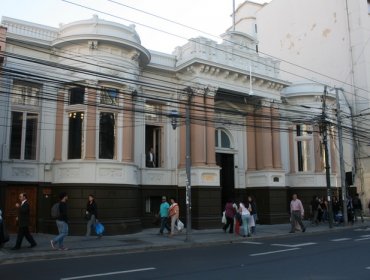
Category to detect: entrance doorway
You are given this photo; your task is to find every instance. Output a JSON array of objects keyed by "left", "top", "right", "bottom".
[
  {"left": 4, "top": 186, "right": 37, "bottom": 233},
  {"left": 216, "top": 153, "right": 235, "bottom": 212}
]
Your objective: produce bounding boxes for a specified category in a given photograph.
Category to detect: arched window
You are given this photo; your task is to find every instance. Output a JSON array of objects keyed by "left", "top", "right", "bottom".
[{"left": 215, "top": 129, "right": 232, "bottom": 149}]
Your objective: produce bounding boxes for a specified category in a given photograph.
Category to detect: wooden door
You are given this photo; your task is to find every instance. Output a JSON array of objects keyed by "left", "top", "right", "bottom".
[{"left": 4, "top": 186, "right": 37, "bottom": 233}]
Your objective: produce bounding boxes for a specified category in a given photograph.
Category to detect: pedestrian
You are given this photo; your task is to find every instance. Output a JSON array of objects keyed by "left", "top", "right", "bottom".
[
  {"left": 352, "top": 193, "right": 364, "bottom": 223},
  {"left": 168, "top": 197, "right": 179, "bottom": 237},
  {"left": 85, "top": 194, "right": 100, "bottom": 237},
  {"left": 0, "top": 208, "right": 9, "bottom": 248},
  {"left": 11, "top": 193, "right": 37, "bottom": 250},
  {"left": 310, "top": 195, "right": 320, "bottom": 225},
  {"left": 247, "top": 196, "right": 258, "bottom": 234},
  {"left": 146, "top": 147, "right": 155, "bottom": 167},
  {"left": 50, "top": 192, "right": 69, "bottom": 250},
  {"left": 222, "top": 199, "right": 236, "bottom": 234},
  {"left": 347, "top": 196, "right": 354, "bottom": 224},
  {"left": 158, "top": 196, "right": 171, "bottom": 235},
  {"left": 238, "top": 200, "right": 251, "bottom": 237},
  {"left": 289, "top": 194, "right": 306, "bottom": 233}
]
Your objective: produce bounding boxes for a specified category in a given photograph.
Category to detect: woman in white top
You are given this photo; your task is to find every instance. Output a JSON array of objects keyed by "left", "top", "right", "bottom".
[{"left": 238, "top": 202, "right": 251, "bottom": 237}]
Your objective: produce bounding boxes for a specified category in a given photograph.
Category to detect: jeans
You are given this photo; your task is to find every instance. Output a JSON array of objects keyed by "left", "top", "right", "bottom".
[
  {"left": 86, "top": 214, "right": 96, "bottom": 236},
  {"left": 53, "top": 220, "right": 68, "bottom": 248},
  {"left": 159, "top": 217, "right": 170, "bottom": 234},
  {"left": 241, "top": 215, "right": 250, "bottom": 236}
]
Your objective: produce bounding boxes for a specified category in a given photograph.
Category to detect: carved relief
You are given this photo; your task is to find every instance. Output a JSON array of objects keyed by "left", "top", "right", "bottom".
[
  {"left": 99, "top": 168, "right": 123, "bottom": 178},
  {"left": 88, "top": 40, "right": 98, "bottom": 49},
  {"left": 11, "top": 168, "right": 34, "bottom": 178},
  {"left": 58, "top": 168, "right": 80, "bottom": 178}
]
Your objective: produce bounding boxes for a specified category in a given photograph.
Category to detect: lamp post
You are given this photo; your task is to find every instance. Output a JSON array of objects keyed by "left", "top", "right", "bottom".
[{"left": 169, "top": 86, "right": 193, "bottom": 242}]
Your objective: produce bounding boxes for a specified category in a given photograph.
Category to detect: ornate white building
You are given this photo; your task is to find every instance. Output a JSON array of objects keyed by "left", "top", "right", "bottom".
[
  {"left": 0, "top": 15, "right": 348, "bottom": 234},
  {"left": 233, "top": 0, "right": 365, "bottom": 206}
]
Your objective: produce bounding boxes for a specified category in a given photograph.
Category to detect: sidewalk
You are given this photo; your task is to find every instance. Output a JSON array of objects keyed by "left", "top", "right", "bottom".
[{"left": 1, "top": 220, "right": 369, "bottom": 265}]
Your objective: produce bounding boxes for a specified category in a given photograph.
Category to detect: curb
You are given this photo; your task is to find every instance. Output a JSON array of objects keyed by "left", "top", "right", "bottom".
[{"left": 1, "top": 222, "right": 368, "bottom": 265}]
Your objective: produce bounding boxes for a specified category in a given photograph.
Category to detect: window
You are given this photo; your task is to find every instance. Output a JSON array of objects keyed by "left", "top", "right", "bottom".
[
  {"left": 68, "top": 112, "right": 84, "bottom": 159},
  {"left": 215, "top": 129, "right": 231, "bottom": 149},
  {"left": 295, "top": 124, "right": 313, "bottom": 172},
  {"left": 11, "top": 81, "right": 40, "bottom": 106},
  {"left": 99, "top": 112, "right": 116, "bottom": 159},
  {"left": 69, "top": 87, "right": 85, "bottom": 105},
  {"left": 100, "top": 88, "right": 118, "bottom": 106},
  {"left": 9, "top": 111, "right": 38, "bottom": 160}
]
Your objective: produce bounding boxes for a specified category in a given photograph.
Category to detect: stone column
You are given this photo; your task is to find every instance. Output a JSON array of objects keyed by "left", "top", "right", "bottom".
[
  {"left": 205, "top": 89, "right": 216, "bottom": 166},
  {"left": 255, "top": 108, "right": 264, "bottom": 170},
  {"left": 271, "top": 105, "right": 282, "bottom": 169},
  {"left": 178, "top": 101, "right": 186, "bottom": 168},
  {"left": 247, "top": 112, "right": 257, "bottom": 171},
  {"left": 191, "top": 92, "right": 206, "bottom": 166},
  {"left": 261, "top": 106, "right": 273, "bottom": 169},
  {"left": 54, "top": 89, "right": 64, "bottom": 161},
  {"left": 122, "top": 92, "right": 134, "bottom": 162},
  {"left": 85, "top": 86, "right": 97, "bottom": 160},
  {"left": 314, "top": 129, "right": 323, "bottom": 172},
  {"left": 289, "top": 126, "right": 295, "bottom": 173},
  {"left": 330, "top": 133, "right": 337, "bottom": 173}
]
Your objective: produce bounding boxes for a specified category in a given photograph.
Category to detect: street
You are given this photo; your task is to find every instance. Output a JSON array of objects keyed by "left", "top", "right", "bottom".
[{"left": 1, "top": 227, "right": 369, "bottom": 280}]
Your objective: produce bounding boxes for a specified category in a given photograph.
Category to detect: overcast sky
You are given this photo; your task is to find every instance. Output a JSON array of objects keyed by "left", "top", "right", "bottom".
[{"left": 0, "top": 0, "right": 270, "bottom": 53}]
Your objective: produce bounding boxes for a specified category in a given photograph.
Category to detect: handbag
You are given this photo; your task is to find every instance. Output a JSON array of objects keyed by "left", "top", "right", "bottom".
[
  {"left": 176, "top": 219, "right": 184, "bottom": 231},
  {"left": 221, "top": 211, "right": 226, "bottom": 224},
  {"left": 95, "top": 222, "right": 105, "bottom": 235}
]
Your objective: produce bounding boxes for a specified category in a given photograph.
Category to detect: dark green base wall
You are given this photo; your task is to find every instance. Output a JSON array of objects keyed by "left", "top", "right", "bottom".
[
  {"left": 39, "top": 184, "right": 142, "bottom": 236},
  {"left": 0, "top": 182, "right": 358, "bottom": 234}
]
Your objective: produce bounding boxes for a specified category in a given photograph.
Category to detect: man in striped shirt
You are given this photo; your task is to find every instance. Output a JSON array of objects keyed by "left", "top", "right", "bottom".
[{"left": 289, "top": 194, "right": 306, "bottom": 233}]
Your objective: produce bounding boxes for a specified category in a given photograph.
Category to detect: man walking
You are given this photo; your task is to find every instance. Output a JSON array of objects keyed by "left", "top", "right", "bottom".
[
  {"left": 352, "top": 193, "right": 364, "bottom": 223},
  {"left": 12, "top": 193, "right": 37, "bottom": 250},
  {"left": 51, "top": 192, "right": 69, "bottom": 250},
  {"left": 289, "top": 194, "right": 306, "bottom": 233},
  {"left": 159, "top": 196, "right": 170, "bottom": 235}
]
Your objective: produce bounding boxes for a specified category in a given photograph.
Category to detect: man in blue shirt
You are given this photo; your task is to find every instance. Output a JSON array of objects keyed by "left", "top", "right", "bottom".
[{"left": 159, "top": 196, "right": 170, "bottom": 235}]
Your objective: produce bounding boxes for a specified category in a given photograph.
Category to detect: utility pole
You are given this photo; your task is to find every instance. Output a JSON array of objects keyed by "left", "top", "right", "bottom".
[
  {"left": 322, "top": 86, "right": 334, "bottom": 228},
  {"left": 335, "top": 88, "right": 348, "bottom": 225},
  {"left": 185, "top": 86, "right": 193, "bottom": 242}
]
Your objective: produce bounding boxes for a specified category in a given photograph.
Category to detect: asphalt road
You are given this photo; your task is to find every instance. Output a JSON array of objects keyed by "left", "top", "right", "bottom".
[{"left": 1, "top": 227, "right": 370, "bottom": 280}]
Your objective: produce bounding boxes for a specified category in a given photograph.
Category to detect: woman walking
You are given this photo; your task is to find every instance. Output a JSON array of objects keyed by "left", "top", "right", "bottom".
[
  {"left": 238, "top": 200, "right": 251, "bottom": 237},
  {"left": 223, "top": 199, "right": 236, "bottom": 234},
  {"left": 168, "top": 198, "right": 179, "bottom": 237},
  {"left": 85, "top": 195, "right": 99, "bottom": 237}
]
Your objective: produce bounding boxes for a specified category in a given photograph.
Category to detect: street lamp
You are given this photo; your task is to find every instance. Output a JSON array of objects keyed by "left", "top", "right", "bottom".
[
  {"left": 169, "top": 109, "right": 180, "bottom": 130},
  {"left": 169, "top": 86, "right": 193, "bottom": 242}
]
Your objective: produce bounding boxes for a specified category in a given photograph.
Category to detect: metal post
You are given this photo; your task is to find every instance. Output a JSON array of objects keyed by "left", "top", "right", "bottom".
[
  {"left": 322, "top": 86, "right": 333, "bottom": 228},
  {"left": 335, "top": 88, "right": 348, "bottom": 225},
  {"left": 185, "top": 87, "right": 192, "bottom": 242}
]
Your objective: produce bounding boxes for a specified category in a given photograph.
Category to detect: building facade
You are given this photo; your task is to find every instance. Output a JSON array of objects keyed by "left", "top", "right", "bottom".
[
  {"left": 233, "top": 0, "right": 368, "bottom": 206},
  {"left": 0, "top": 15, "right": 347, "bottom": 234}
]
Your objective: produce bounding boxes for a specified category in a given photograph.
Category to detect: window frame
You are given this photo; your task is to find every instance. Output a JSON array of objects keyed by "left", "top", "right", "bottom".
[
  {"left": 9, "top": 111, "right": 39, "bottom": 160},
  {"left": 294, "top": 124, "right": 314, "bottom": 172},
  {"left": 98, "top": 111, "right": 117, "bottom": 160}
]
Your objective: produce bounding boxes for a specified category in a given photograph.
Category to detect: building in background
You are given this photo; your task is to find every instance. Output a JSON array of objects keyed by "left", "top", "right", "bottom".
[
  {"left": 233, "top": 0, "right": 365, "bottom": 208},
  {"left": 0, "top": 14, "right": 350, "bottom": 234}
]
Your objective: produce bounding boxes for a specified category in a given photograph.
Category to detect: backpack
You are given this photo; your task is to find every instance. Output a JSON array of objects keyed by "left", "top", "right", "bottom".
[{"left": 51, "top": 202, "right": 60, "bottom": 219}]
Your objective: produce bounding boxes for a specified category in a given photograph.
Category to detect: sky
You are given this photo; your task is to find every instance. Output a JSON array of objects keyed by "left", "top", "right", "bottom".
[{"left": 0, "top": 0, "right": 271, "bottom": 54}]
